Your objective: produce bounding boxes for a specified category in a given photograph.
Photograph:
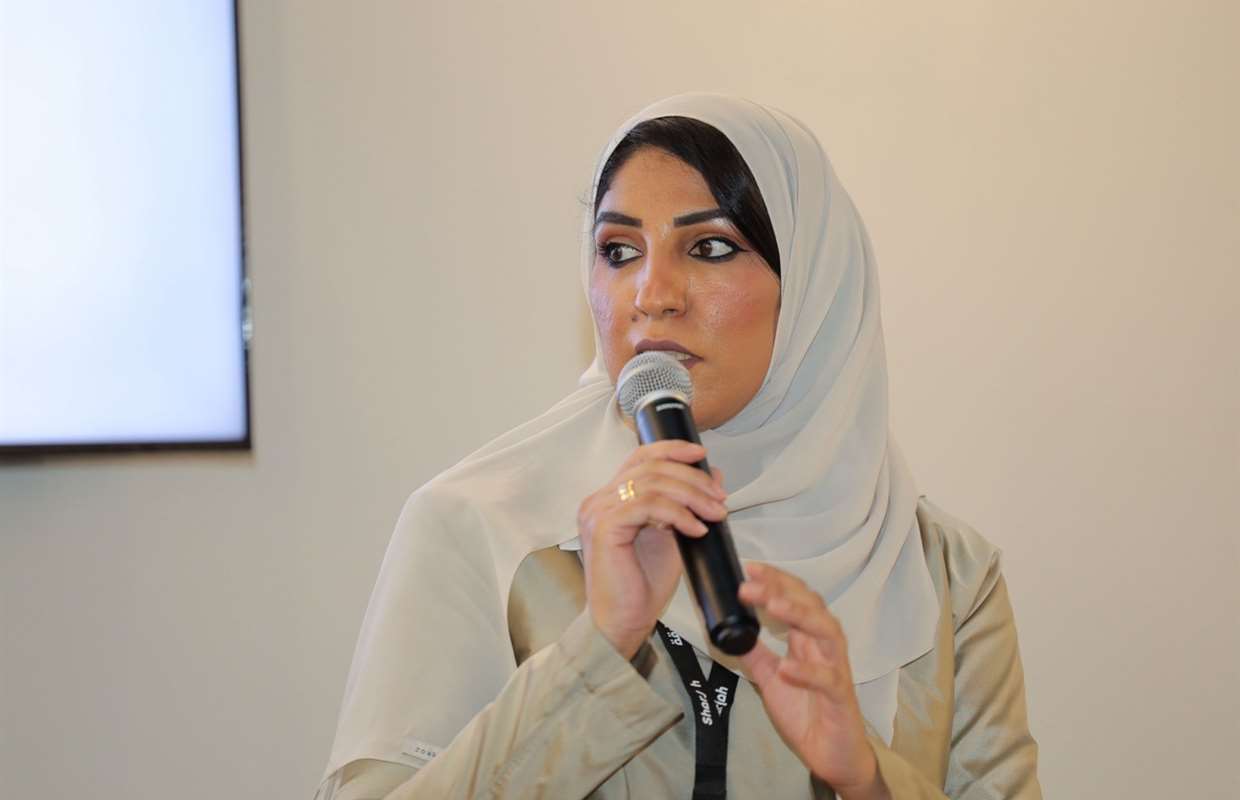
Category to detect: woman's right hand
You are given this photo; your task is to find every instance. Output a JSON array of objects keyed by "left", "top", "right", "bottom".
[{"left": 576, "top": 440, "right": 729, "bottom": 660}]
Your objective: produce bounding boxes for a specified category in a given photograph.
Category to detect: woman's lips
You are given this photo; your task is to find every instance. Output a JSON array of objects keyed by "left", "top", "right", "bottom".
[
  {"left": 643, "top": 350, "right": 702, "bottom": 369},
  {"left": 635, "top": 339, "right": 702, "bottom": 368}
]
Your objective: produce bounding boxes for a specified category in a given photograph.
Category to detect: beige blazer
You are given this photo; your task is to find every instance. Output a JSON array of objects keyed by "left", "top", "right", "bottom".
[{"left": 317, "top": 497, "right": 1042, "bottom": 799}]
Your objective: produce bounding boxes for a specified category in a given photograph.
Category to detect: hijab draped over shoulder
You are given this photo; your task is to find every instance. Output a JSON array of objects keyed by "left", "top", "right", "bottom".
[{"left": 322, "top": 93, "right": 940, "bottom": 782}]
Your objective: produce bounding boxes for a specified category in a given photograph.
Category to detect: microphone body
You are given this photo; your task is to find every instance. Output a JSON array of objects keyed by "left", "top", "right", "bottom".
[{"left": 633, "top": 391, "right": 759, "bottom": 656}]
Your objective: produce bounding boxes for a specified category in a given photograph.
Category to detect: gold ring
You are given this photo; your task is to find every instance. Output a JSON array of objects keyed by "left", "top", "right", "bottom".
[{"left": 618, "top": 479, "right": 637, "bottom": 502}]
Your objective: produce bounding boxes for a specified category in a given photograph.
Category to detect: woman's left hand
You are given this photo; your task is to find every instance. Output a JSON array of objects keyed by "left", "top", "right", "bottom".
[{"left": 736, "top": 563, "right": 890, "bottom": 800}]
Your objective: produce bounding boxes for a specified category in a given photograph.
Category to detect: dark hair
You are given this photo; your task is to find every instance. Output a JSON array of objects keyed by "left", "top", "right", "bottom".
[{"left": 592, "top": 116, "right": 781, "bottom": 277}]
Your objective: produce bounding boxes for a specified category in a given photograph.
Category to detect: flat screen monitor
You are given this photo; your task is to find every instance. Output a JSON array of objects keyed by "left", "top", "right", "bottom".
[{"left": 0, "top": 1, "right": 249, "bottom": 454}]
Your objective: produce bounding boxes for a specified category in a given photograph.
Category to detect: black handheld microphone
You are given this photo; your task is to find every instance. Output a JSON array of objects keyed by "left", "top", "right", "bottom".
[{"left": 616, "top": 351, "right": 760, "bottom": 656}]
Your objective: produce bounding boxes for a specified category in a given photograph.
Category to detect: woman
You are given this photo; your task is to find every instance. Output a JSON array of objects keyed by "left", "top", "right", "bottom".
[{"left": 316, "top": 93, "right": 1042, "bottom": 799}]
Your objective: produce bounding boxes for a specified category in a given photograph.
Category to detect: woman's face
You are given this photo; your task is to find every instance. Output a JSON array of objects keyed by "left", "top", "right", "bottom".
[{"left": 590, "top": 146, "right": 780, "bottom": 430}]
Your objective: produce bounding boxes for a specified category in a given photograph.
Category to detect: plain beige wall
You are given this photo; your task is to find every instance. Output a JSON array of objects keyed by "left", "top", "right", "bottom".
[{"left": 2, "top": 1, "right": 1237, "bottom": 797}]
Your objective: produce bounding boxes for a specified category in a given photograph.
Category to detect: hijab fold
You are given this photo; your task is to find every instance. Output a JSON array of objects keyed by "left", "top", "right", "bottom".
[{"left": 321, "top": 93, "right": 939, "bottom": 784}]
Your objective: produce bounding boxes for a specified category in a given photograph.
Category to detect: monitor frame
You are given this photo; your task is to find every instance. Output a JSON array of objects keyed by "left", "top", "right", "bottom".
[{"left": 0, "top": 0, "right": 252, "bottom": 458}]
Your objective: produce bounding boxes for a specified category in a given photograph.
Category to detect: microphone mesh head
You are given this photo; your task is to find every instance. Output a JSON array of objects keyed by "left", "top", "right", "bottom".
[{"left": 616, "top": 351, "right": 694, "bottom": 418}]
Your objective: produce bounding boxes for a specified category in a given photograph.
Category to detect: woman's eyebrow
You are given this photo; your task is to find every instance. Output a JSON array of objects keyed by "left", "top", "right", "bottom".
[
  {"left": 594, "top": 211, "right": 641, "bottom": 230},
  {"left": 593, "top": 208, "right": 727, "bottom": 231},
  {"left": 672, "top": 208, "right": 727, "bottom": 227}
]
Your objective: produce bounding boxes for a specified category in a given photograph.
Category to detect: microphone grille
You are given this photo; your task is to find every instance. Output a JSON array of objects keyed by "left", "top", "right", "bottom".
[{"left": 616, "top": 351, "right": 694, "bottom": 418}]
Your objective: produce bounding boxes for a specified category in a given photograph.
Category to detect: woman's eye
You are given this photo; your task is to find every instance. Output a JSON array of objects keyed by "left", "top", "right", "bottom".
[
  {"left": 598, "top": 242, "right": 641, "bottom": 266},
  {"left": 690, "top": 237, "right": 740, "bottom": 261}
]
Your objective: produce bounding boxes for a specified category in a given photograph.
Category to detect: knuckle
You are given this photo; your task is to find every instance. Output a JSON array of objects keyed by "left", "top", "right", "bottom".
[
  {"left": 636, "top": 460, "right": 663, "bottom": 478},
  {"left": 654, "top": 495, "right": 679, "bottom": 515}
]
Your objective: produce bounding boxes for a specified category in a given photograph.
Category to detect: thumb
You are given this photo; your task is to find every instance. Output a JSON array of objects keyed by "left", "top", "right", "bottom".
[{"left": 737, "top": 638, "right": 781, "bottom": 690}]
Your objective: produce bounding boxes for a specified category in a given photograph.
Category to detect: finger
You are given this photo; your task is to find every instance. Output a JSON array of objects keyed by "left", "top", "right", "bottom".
[
  {"left": 777, "top": 658, "right": 851, "bottom": 702},
  {"left": 620, "top": 440, "right": 707, "bottom": 471},
  {"left": 789, "top": 626, "right": 835, "bottom": 664},
  {"left": 744, "top": 562, "right": 813, "bottom": 597},
  {"left": 628, "top": 459, "right": 727, "bottom": 500},
  {"left": 735, "top": 638, "right": 781, "bottom": 690},
  {"left": 743, "top": 563, "right": 826, "bottom": 613},
  {"left": 739, "top": 575, "right": 843, "bottom": 650},
  {"left": 770, "top": 593, "right": 838, "bottom": 641},
  {"left": 607, "top": 494, "right": 709, "bottom": 539},
  {"left": 644, "top": 477, "right": 728, "bottom": 521},
  {"left": 620, "top": 470, "right": 728, "bottom": 521}
]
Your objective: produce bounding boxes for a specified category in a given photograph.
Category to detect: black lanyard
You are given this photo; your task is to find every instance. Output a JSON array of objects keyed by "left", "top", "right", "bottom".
[{"left": 655, "top": 621, "right": 741, "bottom": 800}]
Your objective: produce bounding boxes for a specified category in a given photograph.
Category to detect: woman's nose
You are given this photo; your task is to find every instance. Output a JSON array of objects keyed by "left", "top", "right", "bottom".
[{"left": 633, "top": 254, "right": 687, "bottom": 318}]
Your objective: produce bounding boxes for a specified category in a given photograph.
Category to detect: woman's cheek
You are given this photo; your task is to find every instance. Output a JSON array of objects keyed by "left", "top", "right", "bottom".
[
  {"left": 722, "top": 270, "right": 779, "bottom": 336},
  {"left": 699, "top": 285, "right": 768, "bottom": 337}
]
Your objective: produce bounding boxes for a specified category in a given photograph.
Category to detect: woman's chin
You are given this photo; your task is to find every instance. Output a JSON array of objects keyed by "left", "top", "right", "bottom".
[{"left": 690, "top": 404, "right": 726, "bottom": 431}]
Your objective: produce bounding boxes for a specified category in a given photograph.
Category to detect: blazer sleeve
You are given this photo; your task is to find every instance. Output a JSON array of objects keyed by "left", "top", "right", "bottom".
[
  {"left": 322, "top": 611, "right": 680, "bottom": 800},
  {"left": 867, "top": 571, "right": 1043, "bottom": 799}
]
